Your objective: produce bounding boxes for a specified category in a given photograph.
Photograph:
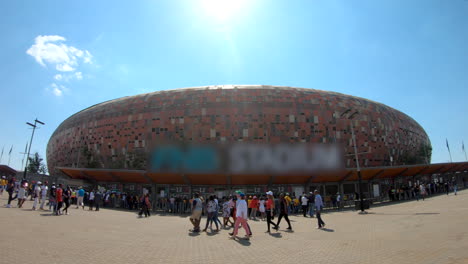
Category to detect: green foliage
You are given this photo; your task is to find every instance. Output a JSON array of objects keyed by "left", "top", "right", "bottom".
[
  {"left": 400, "top": 144, "right": 432, "bottom": 165},
  {"left": 27, "top": 152, "right": 47, "bottom": 174}
]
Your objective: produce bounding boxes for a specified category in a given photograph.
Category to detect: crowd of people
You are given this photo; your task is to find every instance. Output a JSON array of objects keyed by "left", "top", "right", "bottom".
[
  {"left": 387, "top": 181, "right": 458, "bottom": 202},
  {"left": 0, "top": 176, "right": 153, "bottom": 217},
  {"left": 1, "top": 175, "right": 461, "bottom": 240},
  {"left": 187, "top": 190, "right": 327, "bottom": 240}
]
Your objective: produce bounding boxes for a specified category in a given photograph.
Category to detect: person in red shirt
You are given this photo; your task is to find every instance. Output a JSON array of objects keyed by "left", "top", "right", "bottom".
[
  {"left": 265, "top": 191, "right": 278, "bottom": 233},
  {"left": 249, "top": 196, "right": 259, "bottom": 220},
  {"left": 55, "top": 184, "right": 64, "bottom": 216}
]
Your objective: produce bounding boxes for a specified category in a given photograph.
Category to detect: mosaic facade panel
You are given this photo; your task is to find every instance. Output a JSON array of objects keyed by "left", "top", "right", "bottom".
[{"left": 47, "top": 85, "right": 431, "bottom": 174}]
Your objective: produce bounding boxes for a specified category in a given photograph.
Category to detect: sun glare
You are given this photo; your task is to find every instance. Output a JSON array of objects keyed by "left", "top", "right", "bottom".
[{"left": 201, "top": 0, "right": 247, "bottom": 22}]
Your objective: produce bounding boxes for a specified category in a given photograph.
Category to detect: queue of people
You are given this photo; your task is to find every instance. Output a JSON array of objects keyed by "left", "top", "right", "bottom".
[{"left": 186, "top": 189, "right": 327, "bottom": 240}]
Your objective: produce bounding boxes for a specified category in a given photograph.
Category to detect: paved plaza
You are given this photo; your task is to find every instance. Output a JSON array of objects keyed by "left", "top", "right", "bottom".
[{"left": 1, "top": 191, "right": 467, "bottom": 264}]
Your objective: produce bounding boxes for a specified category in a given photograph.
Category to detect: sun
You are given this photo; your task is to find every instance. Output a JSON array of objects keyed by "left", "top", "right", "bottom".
[{"left": 200, "top": 0, "right": 248, "bottom": 22}]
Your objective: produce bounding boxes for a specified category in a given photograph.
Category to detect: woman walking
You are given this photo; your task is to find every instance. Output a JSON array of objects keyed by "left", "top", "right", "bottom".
[
  {"left": 203, "top": 196, "right": 219, "bottom": 232},
  {"left": 265, "top": 191, "right": 278, "bottom": 233},
  {"left": 62, "top": 186, "right": 72, "bottom": 215},
  {"left": 258, "top": 196, "right": 266, "bottom": 221},
  {"left": 222, "top": 197, "right": 233, "bottom": 228},
  {"left": 229, "top": 193, "right": 251, "bottom": 240},
  {"left": 274, "top": 193, "right": 292, "bottom": 231},
  {"left": 17, "top": 183, "right": 27, "bottom": 208}
]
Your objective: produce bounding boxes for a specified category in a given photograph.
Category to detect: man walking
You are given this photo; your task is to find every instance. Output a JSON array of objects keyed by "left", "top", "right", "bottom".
[
  {"left": 301, "top": 193, "right": 308, "bottom": 217},
  {"left": 308, "top": 192, "right": 315, "bottom": 217},
  {"left": 76, "top": 187, "right": 85, "bottom": 209},
  {"left": 336, "top": 193, "right": 341, "bottom": 210},
  {"left": 39, "top": 181, "right": 48, "bottom": 210},
  {"left": 32, "top": 181, "right": 42, "bottom": 210},
  {"left": 314, "top": 190, "right": 325, "bottom": 229}
]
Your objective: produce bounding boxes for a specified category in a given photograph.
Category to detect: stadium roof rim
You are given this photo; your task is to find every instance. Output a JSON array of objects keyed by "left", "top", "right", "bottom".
[
  {"left": 56, "top": 161, "right": 468, "bottom": 185},
  {"left": 69, "top": 85, "right": 413, "bottom": 123}
]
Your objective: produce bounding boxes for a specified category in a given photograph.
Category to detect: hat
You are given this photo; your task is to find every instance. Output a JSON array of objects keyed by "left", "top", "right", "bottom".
[
  {"left": 253, "top": 196, "right": 257, "bottom": 199},
  {"left": 239, "top": 193, "right": 245, "bottom": 197},
  {"left": 266, "top": 191, "right": 273, "bottom": 195},
  {"left": 37, "top": 181, "right": 42, "bottom": 185}
]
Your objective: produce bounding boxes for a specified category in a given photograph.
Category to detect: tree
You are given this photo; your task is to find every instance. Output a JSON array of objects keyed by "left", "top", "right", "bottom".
[{"left": 27, "top": 152, "right": 47, "bottom": 174}]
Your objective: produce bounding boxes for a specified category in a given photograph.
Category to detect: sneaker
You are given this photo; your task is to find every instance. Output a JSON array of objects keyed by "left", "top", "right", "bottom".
[
  {"left": 317, "top": 226, "right": 322, "bottom": 229},
  {"left": 286, "top": 227, "right": 292, "bottom": 230},
  {"left": 228, "top": 232, "right": 234, "bottom": 236}
]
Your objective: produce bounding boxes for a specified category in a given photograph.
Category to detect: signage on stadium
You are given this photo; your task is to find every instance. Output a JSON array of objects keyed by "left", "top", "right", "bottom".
[{"left": 149, "top": 142, "right": 344, "bottom": 175}]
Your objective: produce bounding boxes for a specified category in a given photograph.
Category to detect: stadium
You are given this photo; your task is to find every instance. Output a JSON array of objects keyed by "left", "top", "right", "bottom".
[{"left": 47, "top": 85, "right": 467, "bottom": 200}]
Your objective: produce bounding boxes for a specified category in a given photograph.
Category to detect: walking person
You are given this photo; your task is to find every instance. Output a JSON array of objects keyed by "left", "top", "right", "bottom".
[
  {"left": 55, "top": 184, "right": 64, "bottom": 215},
  {"left": 258, "top": 196, "right": 266, "bottom": 221},
  {"left": 274, "top": 193, "right": 293, "bottom": 231},
  {"left": 265, "top": 191, "right": 278, "bottom": 232},
  {"left": 0, "top": 176, "right": 7, "bottom": 196},
  {"left": 5, "top": 179, "right": 15, "bottom": 208},
  {"left": 62, "top": 186, "right": 72, "bottom": 215},
  {"left": 95, "top": 190, "right": 102, "bottom": 211},
  {"left": 301, "top": 193, "right": 309, "bottom": 217},
  {"left": 189, "top": 192, "right": 203, "bottom": 233},
  {"left": 138, "top": 194, "right": 151, "bottom": 217},
  {"left": 454, "top": 183, "right": 458, "bottom": 195},
  {"left": 336, "top": 193, "right": 341, "bottom": 210},
  {"left": 17, "top": 183, "right": 27, "bottom": 208},
  {"left": 76, "top": 186, "right": 85, "bottom": 209},
  {"left": 32, "top": 181, "right": 42, "bottom": 210},
  {"left": 222, "top": 197, "right": 233, "bottom": 228},
  {"left": 49, "top": 183, "right": 57, "bottom": 213},
  {"left": 314, "top": 190, "right": 325, "bottom": 229},
  {"left": 229, "top": 193, "right": 251, "bottom": 240},
  {"left": 211, "top": 195, "right": 223, "bottom": 229},
  {"left": 308, "top": 192, "right": 315, "bottom": 217},
  {"left": 249, "top": 196, "right": 259, "bottom": 220},
  {"left": 88, "top": 190, "right": 95, "bottom": 210},
  {"left": 39, "top": 181, "right": 48, "bottom": 210},
  {"left": 203, "top": 195, "right": 219, "bottom": 232},
  {"left": 420, "top": 184, "right": 426, "bottom": 201}
]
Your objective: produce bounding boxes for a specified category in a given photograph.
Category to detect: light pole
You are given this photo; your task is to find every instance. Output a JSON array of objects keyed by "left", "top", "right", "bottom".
[
  {"left": 339, "top": 109, "right": 366, "bottom": 213},
  {"left": 23, "top": 118, "right": 45, "bottom": 180}
]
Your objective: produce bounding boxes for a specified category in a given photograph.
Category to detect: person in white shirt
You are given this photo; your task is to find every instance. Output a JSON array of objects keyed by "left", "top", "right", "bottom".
[
  {"left": 336, "top": 193, "right": 341, "bottom": 210},
  {"left": 314, "top": 190, "right": 325, "bottom": 229},
  {"left": 301, "top": 193, "right": 309, "bottom": 217},
  {"left": 32, "top": 182, "right": 42, "bottom": 210},
  {"left": 39, "top": 181, "right": 48, "bottom": 210},
  {"left": 89, "top": 190, "right": 95, "bottom": 210},
  {"left": 229, "top": 193, "right": 251, "bottom": 240}
]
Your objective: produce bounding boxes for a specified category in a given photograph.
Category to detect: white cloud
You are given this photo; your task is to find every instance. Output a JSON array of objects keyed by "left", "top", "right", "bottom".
[
  {"left": 54, "top": 74, "right": 63, "bottom": 81},
  {"left": 26, "top": 35, "right": 93, "bottom": 72},
  {"left": 75, "top": 72, "right": 83, "bottom": 80},
  {"left": 49, "top": 83, "right": 63, "bottom": 96}
]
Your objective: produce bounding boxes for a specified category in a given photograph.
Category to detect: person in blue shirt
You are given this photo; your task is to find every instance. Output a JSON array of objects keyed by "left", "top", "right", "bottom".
[
  {"left": 314, "top": 190, "right": 326, "bottom": 229},
  {"left": 76, "top": 187, "right": 85, "bottom": 210}
]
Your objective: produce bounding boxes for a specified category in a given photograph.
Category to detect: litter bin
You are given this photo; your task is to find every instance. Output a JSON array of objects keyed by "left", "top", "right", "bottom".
[{"left": 354, "top": 199, "right": 370, "bottom": 210}]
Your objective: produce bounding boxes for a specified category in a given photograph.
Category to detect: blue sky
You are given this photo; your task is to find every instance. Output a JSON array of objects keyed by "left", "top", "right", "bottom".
[{"left": 0, "top": 0, "right": 467, "bottom": 171}]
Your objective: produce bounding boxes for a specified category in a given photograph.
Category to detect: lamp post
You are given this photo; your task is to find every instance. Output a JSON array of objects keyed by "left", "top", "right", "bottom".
[
  {"left": 339, "top": 109, "right": 366, "bottom": 213},
  {"left": 23, "top": 118, "right": 45, "bottom": 180}
]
